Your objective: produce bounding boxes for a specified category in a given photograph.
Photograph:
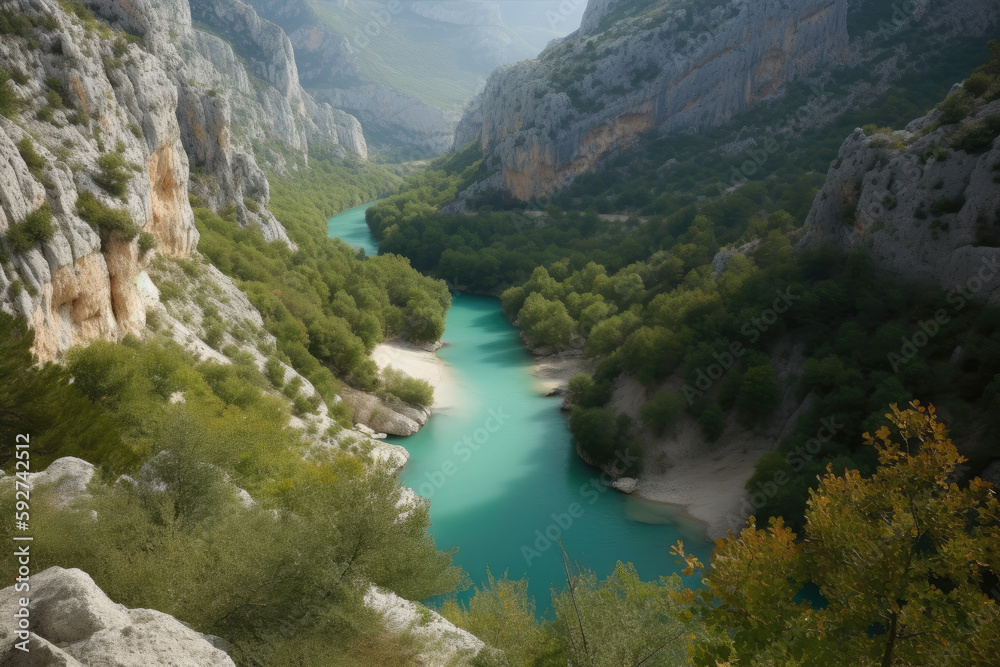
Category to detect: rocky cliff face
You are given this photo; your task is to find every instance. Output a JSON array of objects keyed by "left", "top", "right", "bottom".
[
  {"left": 798, "top": 92, "right": 1000, "bottom": 303},
  {"left": 246, "top": 0, "right": 534, "bottom": 157},
  {"left": 0, "top": 0, "right": 198, "bottom": 361},
  {"left": 467, "top": 0, "right": 850, "bottom": 201},
  {"left": 458, "top": 0, "right": 1000, "bottom": 203},
  {"left": 87, "top": 0, "right": 366, "bottom": 245},
  {"left": 0, "top": 0, "right": 369, "bottom": 358}
]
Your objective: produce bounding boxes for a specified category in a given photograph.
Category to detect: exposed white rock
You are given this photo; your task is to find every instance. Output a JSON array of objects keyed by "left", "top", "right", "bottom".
[
  {"left": 798, "top": 98, "right": 1000, "bottom": 305},
  {"left": 0, "top": 567, "right": 235, "bottom": 666},
  {"left": 364, "top": 585, "right": 483, "bottom": 665},
  {"left": 25, "top": 457, "right": 96, "bottom": 507},
  {"left": 613, "top": 477, "right": 638, "bottom": 493}
]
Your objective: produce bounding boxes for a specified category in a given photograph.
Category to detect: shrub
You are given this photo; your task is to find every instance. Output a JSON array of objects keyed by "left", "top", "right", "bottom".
[
  {"left": 158, "top": 280, "right": 181, "bottom": 302},
  {"left": 930, "top": 195, "right": 966, "bottom": 216},
  {"left": 8, "top": 280, "right": 23, "bottom": 297},
  {"left": 952, "top": 115, "right": 1000, "bottom": 154},
  {"left": 16, "top": 137, "right": 46, "bottom": 175},
  {"left": 76, "top": 191, "right": 139, "bottom": 238},
  {"left": 264, "top": 357, "right": 286, "bottom": 388},
  {"left": 736, "top": 364, "right": 781, "bottom": 422},
  {"left": 938, "top": 91, "right": 971, "bottom": 125},
  {"left": 138, "top": 231, "right": 156, "bottom": 255},
  {"left": 380, "top": 366, "right": 434, "bottom": 407},
  {"left": 112, "top": 36, "right": 129, "bottom": 58},
  {"left": 36, "top": 106, "right": 54, "bottom": 122},
  {"left": 0, "top": 70, "right": 19, "bottom": 117},
  {"left": 203, "top": 317, "right": 225, "bottom": 349},
  {"left": 0, "top": 9, "right": 33, "bottom": 37},
  {"left": 639, "top": 391, "right": 686, "bottom": 434},
  {"left": 243, "top": 198, "right": 259, "bottom": 213},
  {"left": 5, "top": 204, "right": 54, "bottom": 254},
  {"left": 862, "top": 124, "right": 893, "bottom": 136},
  {"left": 697, "top": 402, "right": 725, "bottom": 441},
  {"left": 964, "top": 71, "right": 994, "bottom": 98},
  {"left": 44, "top": 77, "right": 68, "bottom": 103},
  {"left": 46, "top": 89, "right": 63, "bottom": 109},
  {"left": 93, "top": 152, "right": 134, "bottom": 199}
]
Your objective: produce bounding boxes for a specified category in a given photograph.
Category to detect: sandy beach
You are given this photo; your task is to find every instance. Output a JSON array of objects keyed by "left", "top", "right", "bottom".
[
  {"left": 531, "top": 351, "right": 596, "bottom": 396},
  {"left": 606, "top": 367, "right": 808, "bottom": 541},
  {"left": 634, "top": 423, "right": 776, "bottom": 541},
  {"left": 371, "top": 340, "right": 458, "bottom": 410}
]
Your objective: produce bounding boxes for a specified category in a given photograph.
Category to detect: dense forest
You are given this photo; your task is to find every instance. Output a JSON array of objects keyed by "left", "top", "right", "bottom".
[
  {"left": 366, "top": 46, "right": 1000, "bottom": 528},
  {"left": 354, "top": 44, "right": 1000, "bottom": 665}
]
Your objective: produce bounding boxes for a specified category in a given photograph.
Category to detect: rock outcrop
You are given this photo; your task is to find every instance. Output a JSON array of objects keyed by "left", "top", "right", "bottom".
[
  {"left": 23, "top": 457, "right": 96, "bottom": 507},
  {"left": 0, "top": 567, "right": 236, "bottom": 666},
  {"left": 364, "top": 585, "right": 484, "bottom": 665},
  {"left": 798, "top": 94, "right": 1000, "bottom": 303},
  {"left": 466, "top": 0, "right": 850, "bottom": 201},
  {"left": 457, "top": 0, "right": 1000, "bottom": 203},
  {"left": 245, "top": 0, "right": 534, "bottom": 156},
  {"left": 0, "top": 0, "right": 198, "bottom": 360},
  {"left": 338, "top": 384, "right": 433, "bottom": 437}
]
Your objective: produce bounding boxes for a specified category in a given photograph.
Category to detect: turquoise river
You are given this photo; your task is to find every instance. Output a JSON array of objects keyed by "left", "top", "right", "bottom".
[{"left": 329, "top": 202, "right": 710, "bottom": 611}]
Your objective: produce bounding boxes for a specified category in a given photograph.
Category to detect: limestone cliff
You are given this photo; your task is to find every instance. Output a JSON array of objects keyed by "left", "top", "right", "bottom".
[
  {"left": 798, "top": 90, "right": 1000, "bottom": 303},
  {"left": 245, "top": 0, "right": 535, "bottom": 157},
  {"left": 0, "top": 0, "right": 367, "bottom": 354},
  {"left": 467, "top": 0, "right": 850, "bottom": 201},
  {"left": 459, "top": 0, "right": 1000, "bottom": 202},
  {"left": 0, "top": 0, "right": 197, "bottom": 361},
  {"left": 86, "top": 0, "right": 367, "bottom": 245}
]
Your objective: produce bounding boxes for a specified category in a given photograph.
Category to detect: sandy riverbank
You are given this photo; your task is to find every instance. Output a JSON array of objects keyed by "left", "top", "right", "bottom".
[
  {"left": 633, "top": 425, "right": 775, "bottom": 541},
  {"left": 530, "top": 351, "right": 596, "bottom": 396},
  {"left": 608, "top": 347, "right": 808, "bottom": 541},
  {"left": 371, "top": 340, "right": 458, "bottom": 410}
]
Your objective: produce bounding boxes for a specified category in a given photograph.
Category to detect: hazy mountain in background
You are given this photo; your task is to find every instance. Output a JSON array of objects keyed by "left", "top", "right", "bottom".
[
  {"left": 494, "top": 0, "right": 587, "bottom": 52},
  {"left": 246, "top": 0, "right": 551, "bottom": 156}
]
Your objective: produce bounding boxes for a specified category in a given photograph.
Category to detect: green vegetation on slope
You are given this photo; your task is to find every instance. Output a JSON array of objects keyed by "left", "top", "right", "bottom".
[
  {"left": 367, "top": 45, "right": 1000, "bottom": 526},
  {"left": 0, "top": 323, "right": 465, "bottom": 665},
  {"left": 365, "top": 36, "right": 989, "bottom": 294},
  {"left": 196, "top": 153, "right": 446, "bottom": 405}
]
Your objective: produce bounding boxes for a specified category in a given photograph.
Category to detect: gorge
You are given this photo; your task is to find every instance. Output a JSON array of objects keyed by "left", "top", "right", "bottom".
[
  {"left": 328, "top": 204, "right": 710, "bottom": 611},
  {"left": 3, "top": 0, "right": 1000, "bottom": 664}
]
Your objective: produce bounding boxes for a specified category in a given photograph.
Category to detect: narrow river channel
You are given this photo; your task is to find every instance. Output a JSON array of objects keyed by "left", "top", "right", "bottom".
[{"left": 329, "top": 203, "right": 710, "bottom": 611}]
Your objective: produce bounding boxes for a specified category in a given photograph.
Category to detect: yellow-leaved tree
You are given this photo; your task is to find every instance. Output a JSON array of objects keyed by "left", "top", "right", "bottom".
[{"left": 681, "top": 401, "right": 1000, "bottom": 666}]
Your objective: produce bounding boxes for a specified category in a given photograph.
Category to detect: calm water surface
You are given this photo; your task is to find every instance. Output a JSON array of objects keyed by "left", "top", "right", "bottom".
[{"left": 328, "top": 204, "right": 710, "bottom": 612}]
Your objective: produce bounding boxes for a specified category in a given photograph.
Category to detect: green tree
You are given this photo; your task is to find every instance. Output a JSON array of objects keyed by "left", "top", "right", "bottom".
[
  {"left": 517, "top": 292, "right": 578, "bottom": 350},
  {"left": 640, "top": 391, "right": 686, "bottom": 434},
  {"left": 736, "top": 363, "right": 781, "bottom": 422},
  {"left": 0, "top": 313, "right": 127, "bottom": 470}
]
